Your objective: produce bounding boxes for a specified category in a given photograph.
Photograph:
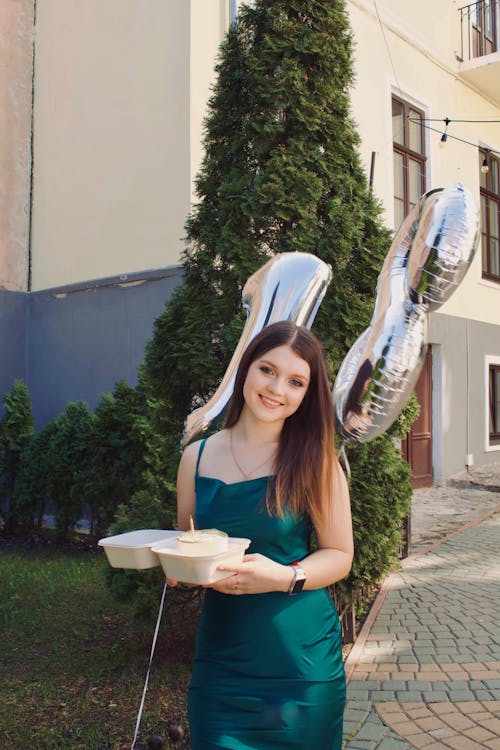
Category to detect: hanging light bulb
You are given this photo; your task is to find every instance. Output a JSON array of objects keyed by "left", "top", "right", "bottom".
[
  {"left": 481, "top": 152, "right": 490, "bottom": 174},
  {"left": 439, "top": 117, "right": 450, "bottom": 148}
]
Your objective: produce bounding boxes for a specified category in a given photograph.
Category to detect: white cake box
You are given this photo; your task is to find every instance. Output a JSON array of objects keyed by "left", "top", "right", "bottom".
[
  {"left": 151, "top": 537, "right": 251, "bottom": 585},
  {"left": 98, "top": 529, "right": 178, "bottom": 569}
]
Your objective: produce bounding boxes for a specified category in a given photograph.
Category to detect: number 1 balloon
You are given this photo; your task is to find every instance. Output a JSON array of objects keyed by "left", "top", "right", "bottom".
[
  {"left": 334, "top": 184, "right": 479, "bottom": 443},
  {"left": 182, "top": 252, "right": 332, "bottom": 446}
]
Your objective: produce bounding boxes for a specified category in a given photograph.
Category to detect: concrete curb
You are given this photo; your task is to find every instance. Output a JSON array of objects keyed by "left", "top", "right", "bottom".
[{"left": 344, "top": 502, "right": 500, "bottom": 684}]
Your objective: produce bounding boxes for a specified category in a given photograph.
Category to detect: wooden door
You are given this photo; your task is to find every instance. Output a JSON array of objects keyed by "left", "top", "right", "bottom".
[{"left": 402, "top": 347, "right": 433, "bottom": 488}]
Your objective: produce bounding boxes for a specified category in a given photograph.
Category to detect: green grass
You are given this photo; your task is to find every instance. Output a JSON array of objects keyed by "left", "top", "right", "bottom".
[{"left": 0, "top": 539, "right": 195, "bottom": 749}]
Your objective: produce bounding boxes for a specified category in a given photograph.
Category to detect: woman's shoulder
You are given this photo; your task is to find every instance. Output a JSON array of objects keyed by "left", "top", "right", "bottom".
[
  {"left": 181, "top": 431, "right": 228, "bottom": 460},
  {"left": 201, "top": 430, "right": 231, "bottom": 462},
  {"left": 179, "top": 431, "right": 229, "bottom": 482}
]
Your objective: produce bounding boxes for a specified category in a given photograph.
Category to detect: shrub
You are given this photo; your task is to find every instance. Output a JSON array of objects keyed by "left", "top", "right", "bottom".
[
  {"left": 86, "top": 381, "right": 157, "bottom": 537},
  {"left": 104, "top": 473, "right": 178, "bottom": 618},
  {"left": 11, "top": 421, "right": 57, "bottom": 532},
  {"left": 0, "top": 380, "right": 35, "bottom": 532},
  {"left": 338, "top": 434, "right": 413, "bottom": 600},
  {"left": 44, "top": 402, "right": 96, "bottom": 539},
  {"left": 387, "top": 392, "right": 421, "bottom": 440}
]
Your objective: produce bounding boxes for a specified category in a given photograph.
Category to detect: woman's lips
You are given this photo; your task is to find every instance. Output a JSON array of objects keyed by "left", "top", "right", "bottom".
[{"left": 259, "top": 394, "right": 283, "bottom": 408}]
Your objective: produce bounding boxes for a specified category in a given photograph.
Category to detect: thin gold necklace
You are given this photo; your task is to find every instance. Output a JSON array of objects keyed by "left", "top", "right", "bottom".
[{"left": 229, "top": 430, "right": 276, "bottom": 481}]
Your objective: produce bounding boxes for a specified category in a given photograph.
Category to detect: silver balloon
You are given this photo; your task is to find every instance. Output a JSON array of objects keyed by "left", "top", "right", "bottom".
[
  {"left": 182, "top": 252, "right": 332, "bottom": 446},
  {"left": 334, "top": 183, "right": 479, "bottom": 443},
  {"left": 405, "top": 184, "right": 479, "bottom": 309}
]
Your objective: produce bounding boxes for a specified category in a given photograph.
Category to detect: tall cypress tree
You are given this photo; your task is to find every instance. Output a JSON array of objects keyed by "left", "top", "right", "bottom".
[
  {"left": 139, "top": 0, "right": 412, "bottom": 604},
  {"left": 144, "top": 0, "right": 390, "bottom": 424}
]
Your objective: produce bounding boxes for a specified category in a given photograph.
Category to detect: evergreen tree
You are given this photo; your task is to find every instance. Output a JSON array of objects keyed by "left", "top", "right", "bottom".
[
  {"left": 143, "top": 0, "right": 391, "bottom": 433},
  {"left": 46, "top": 402, "right": 96, "bottom": 539},
  {"left": 12, "top": 420, "right": 56, "bottom": 532},
  {"left": 134, "top": 0, "right": 413, "bottom": 614},
  {"left": 87, "top": 381, "right": 152, "bottom": 537},
  {"left": 0, "top": 380, "right": 35, "bottom": 532}
]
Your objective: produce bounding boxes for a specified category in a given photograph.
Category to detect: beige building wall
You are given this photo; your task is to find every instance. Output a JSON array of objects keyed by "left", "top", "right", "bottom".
[
  {"left": 30, "top": 0, "right": 228, "bottom": 291},
  {"left": 190, "top": 1, "right": 229, "bottom": 205},
  {"left": 0, "top": 0, "right": 35, "bottom": 291},
  {"left": 347, "top": 0, "right": 500, "bottom": 327}
]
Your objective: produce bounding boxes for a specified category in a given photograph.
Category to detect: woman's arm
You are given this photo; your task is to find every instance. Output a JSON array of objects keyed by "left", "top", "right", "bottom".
[
  {"left": 296, "top": 461, "right": 353, "bottom": 589},
  {"left": 166, "top": 441, "right": 200, "bottom": 587},
  {"left": 176, "top": 441, "right": 199, "bottom": 531},
  {"left": 210, "top": 459, "right": 353, "bottom": 595}
]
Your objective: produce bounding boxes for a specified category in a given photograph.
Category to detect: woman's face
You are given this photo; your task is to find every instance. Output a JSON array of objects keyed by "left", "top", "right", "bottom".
[{"left": 242, "top": 344, "right": 311, "bottom": 425}]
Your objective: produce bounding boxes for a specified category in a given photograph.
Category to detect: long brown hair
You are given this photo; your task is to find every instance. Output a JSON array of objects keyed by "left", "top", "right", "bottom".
[{"left": 225, "top": 321, "right": 336, "bottom": 525}]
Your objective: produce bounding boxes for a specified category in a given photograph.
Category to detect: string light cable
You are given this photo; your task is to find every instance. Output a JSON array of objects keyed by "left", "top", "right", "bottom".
[
  {"left": 408, "top": 116, "right": 500, "bottom": 161},
  {"left": 411, "top": 118, "right": 500, "bottom": 124}
]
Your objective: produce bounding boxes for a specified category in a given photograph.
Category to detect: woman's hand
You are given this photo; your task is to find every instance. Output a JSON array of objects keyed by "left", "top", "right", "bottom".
[{"left": 206, "top": 553, "right": 294, "bottom": 595}]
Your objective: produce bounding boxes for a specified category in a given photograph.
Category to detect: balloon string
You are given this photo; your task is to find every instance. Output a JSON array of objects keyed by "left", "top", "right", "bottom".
[
  {"left": 131, "top": 582, "right": 168, "bottom": 750},
  {"left": 339, "top": 443, "right": 351, "bottom": 479}
]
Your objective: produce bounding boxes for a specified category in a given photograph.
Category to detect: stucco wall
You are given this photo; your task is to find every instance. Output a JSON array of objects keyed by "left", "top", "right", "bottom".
[
  {"left": 358, "top": 0, "right": 461, "bottom": 67},
  {"left": 30, "top": 0, "right": 227, "bottom": 291},
  {"left": 429, "top": 312, "right": 500, "bottom": 480},
  {"left": 347, "top": 0, "right": 500, "bottom": 328}
]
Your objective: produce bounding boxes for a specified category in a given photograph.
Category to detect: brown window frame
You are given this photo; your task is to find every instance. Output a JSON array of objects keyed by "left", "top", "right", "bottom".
[
  {"left": 489, "top": 364, "right": 500, "bottom": 444},
  {"left": 392, "top": 97, "right": 427, "bottom": 230},
  {"left": 480, "top": 148, "right": 500, "bottom": 283},
  {"left": 471, "top": 0, "right": 498, "bottom": 57}
]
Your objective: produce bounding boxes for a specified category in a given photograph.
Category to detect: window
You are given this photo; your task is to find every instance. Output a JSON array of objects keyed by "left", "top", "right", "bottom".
[
  {"left": 230, "top": 0, "right": 255, "bottom": 23},
  {"left": 489, "top": 364, "right": 500, "bottom": 445},
  {"left": 471, "top": 0, "right": 498, "bottom": 57},
  {"left": 392, "top": 97, "right": 426, "bottom": 230},
  {"left": 480, "top": 149, "right": 500, "bottom": 282}
]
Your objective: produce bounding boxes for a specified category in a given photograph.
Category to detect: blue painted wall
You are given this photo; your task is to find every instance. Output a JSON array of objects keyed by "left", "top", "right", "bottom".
[
  {"left": 0, "top": 267, "right": 182, "bottom": 426},
  {"left": 0, "top": 289, "right": 27, "bottom": 402}
]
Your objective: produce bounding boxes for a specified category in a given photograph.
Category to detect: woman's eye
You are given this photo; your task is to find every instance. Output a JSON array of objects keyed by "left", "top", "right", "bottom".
[
  {"left": 260, "top": 366, "right": 273, "bottom": 375},
  {"left": 290, "top": 379, "right": 304, "bottom": 388}
]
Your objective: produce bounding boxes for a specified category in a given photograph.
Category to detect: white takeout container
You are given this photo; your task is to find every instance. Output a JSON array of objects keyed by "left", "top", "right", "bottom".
[
  {"left": 175, "top": 528, "right": 228, "bottom": 556},
  {"left": 151, "top": 537, "right": 251, "bottom": 585},
  {"left": 98, "top": 529, "right": 178, "bottom": 569}
]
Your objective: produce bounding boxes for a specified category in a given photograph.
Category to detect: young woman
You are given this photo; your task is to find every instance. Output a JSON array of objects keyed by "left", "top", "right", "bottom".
[{"left": 174, "top": 321, "right": 353, "bottom": 749}]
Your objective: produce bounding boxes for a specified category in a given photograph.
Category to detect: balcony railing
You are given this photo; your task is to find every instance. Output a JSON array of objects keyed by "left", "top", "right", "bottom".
[{"left": 459, "top": 0, "right": 499, "bottom": 61}]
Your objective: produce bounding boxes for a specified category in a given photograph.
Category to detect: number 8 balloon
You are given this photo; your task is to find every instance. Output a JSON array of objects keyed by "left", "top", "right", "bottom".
[{"left": 334, "top": 183, "right": 479, "bottom": 443}]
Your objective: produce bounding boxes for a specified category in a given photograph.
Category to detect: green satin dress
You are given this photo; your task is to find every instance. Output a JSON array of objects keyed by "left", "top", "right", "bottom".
[{"left": 188, "top": 439, "right": 346, "bottom": 750}]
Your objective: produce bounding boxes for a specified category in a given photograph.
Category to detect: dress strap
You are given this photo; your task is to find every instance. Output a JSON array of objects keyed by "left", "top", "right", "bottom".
[{"left": 195, "top": 438, "right": 208, "bottom": 478}]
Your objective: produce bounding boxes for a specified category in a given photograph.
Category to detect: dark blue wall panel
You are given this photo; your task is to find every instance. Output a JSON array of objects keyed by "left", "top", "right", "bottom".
[
  {"left": 0, "top": 289, "right": 27, "bottom": 404},
  {"left": 26, "top": 267, "right": 182, "bottom": 427}
]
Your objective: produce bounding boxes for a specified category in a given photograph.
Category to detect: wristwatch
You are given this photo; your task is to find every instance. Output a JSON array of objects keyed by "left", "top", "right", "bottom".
[{"left": 288, "top": 562, "right": 306, "bottom": 595}]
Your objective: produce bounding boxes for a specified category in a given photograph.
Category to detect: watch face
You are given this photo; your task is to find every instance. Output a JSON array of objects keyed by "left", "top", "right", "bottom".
[
  {"left": 291, "top": 577, "right": 306, "bottom": 594},
  {"left": 289, "top": 564, "right": 306, "bottom": 594}
]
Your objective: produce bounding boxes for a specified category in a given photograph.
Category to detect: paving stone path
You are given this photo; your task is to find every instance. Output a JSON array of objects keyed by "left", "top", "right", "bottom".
[
  {"left": 343, "top": 512, "right": 500, "bottom": 749},
  {"left": 410, "top": 486, "right": 500, "bottom": 553}
]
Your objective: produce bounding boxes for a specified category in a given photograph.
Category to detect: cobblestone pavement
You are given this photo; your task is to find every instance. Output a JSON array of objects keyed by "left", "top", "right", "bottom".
[
  {"left": 410, "top": 486, "right": 500, "bottom": 553},
  {"left": 343, "top": 474, "right": 500, "bottom": 750}
]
